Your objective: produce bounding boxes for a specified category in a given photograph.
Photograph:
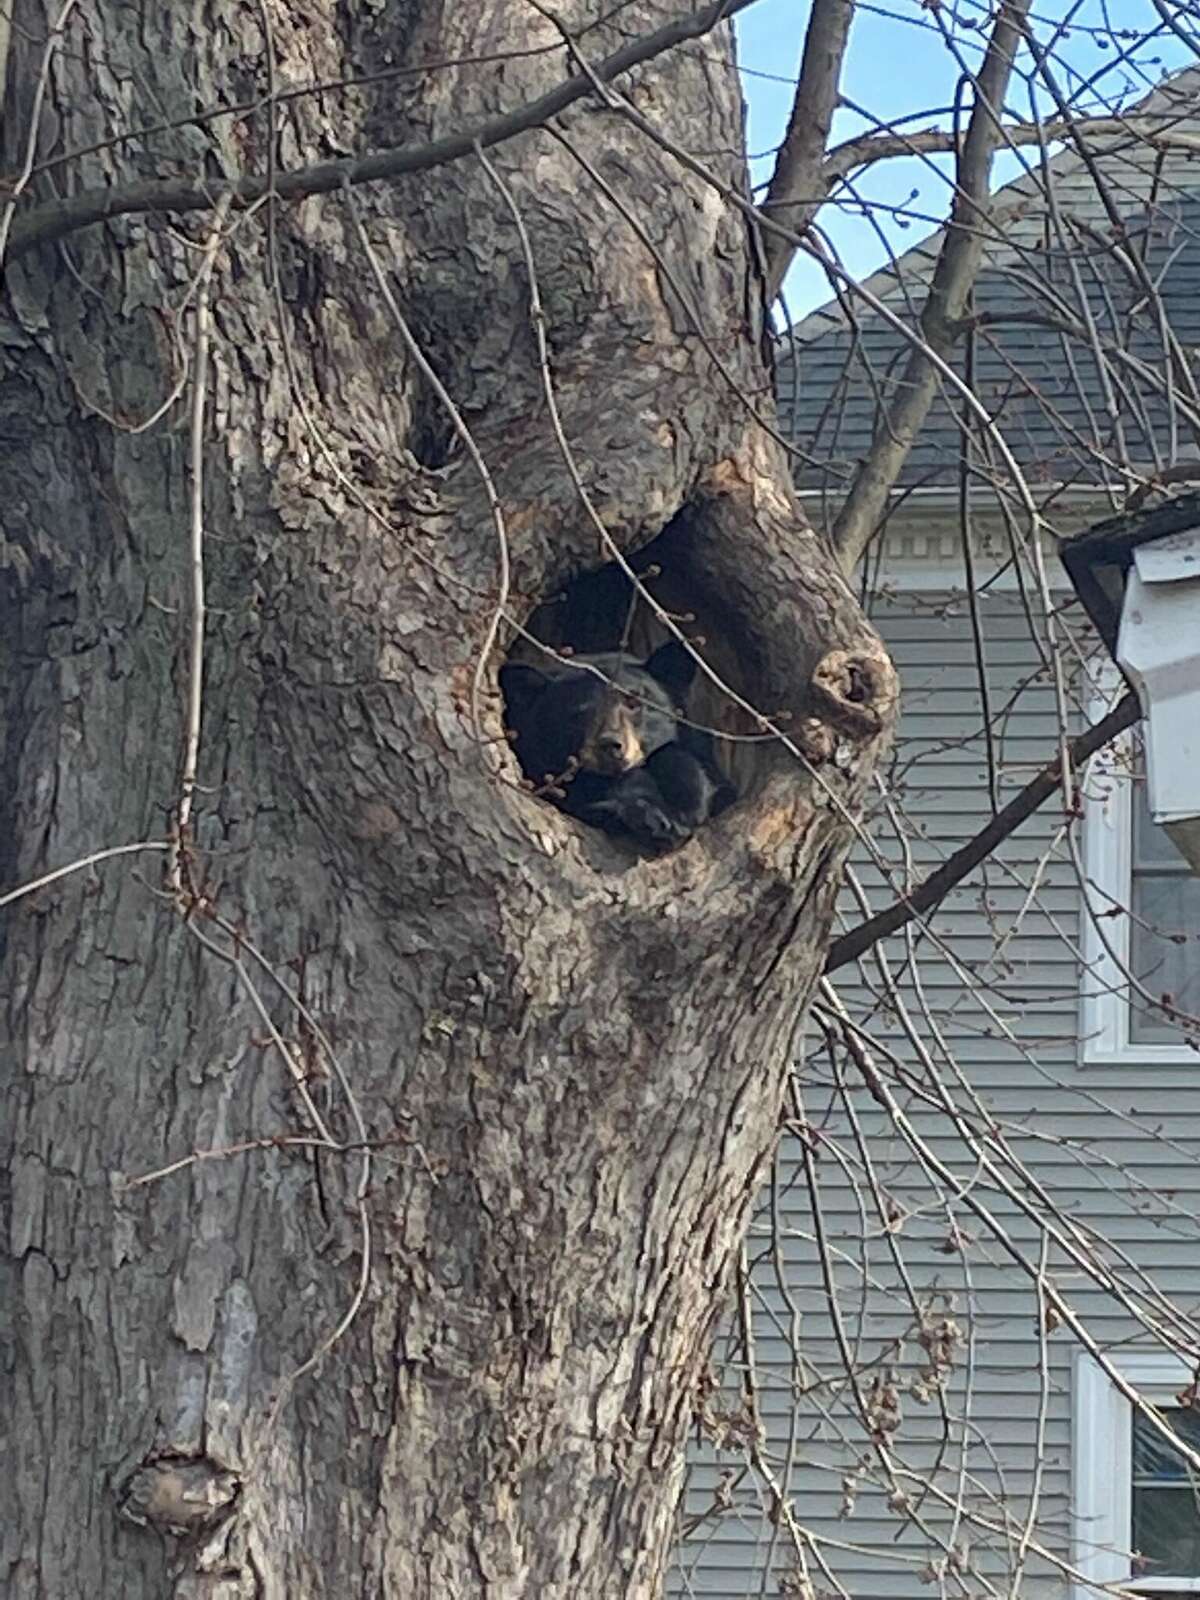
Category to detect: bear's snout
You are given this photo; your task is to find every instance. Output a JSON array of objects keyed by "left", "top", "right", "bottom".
[{"left": 584, "top": 725, "right": 643, "bottom": 773}]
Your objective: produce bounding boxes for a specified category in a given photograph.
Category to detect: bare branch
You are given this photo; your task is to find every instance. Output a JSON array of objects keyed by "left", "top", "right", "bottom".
[
  {"left": 4, "top": 0, "right": 757, "bottom": 265},
  {"left": 760, "top": 0, "right": 855, "bottom": 303},
  {"left": 169, "top": 197, "right": 230, "bottom": 902},
  {"left": 829, "top": 0, "right": 1032, "bottom": 569},
  {"left": 0, "top": 842, "right": 171, "bottom": 909},
  {"left": 1149, "top": 0, "right": 1200, "bottom": 59},
  {"left": 821, "top": 115, "right": 1200, "bottom": 187},
  {"left": 824, "top": 690, "right": 1141, "bottom": 975}
]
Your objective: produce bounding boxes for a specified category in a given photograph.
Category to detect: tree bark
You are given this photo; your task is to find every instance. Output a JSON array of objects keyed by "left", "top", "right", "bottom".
[{"left": 0, "top": 4, "right": 897, "bottom": 1596}]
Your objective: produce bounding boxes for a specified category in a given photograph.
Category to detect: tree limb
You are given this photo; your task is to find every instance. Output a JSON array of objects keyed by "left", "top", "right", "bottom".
[
  {"left": 4, "top": 0, "right": 756, "bottom": 264},
  {"left": 828, "top": 0, "right": 1029, "bottom": 571},
  {"left": 821, "top": 115, "right": 1200, "bottom": 187},
  {"left": 1148, "top": 0, "right": 1200, "bottom": 60},
  {"left": 760, "top": 0, "right": 855, "bottom": 303},
  {"left": 824, "top": 690, "right": 1140, "bottom": 974}
]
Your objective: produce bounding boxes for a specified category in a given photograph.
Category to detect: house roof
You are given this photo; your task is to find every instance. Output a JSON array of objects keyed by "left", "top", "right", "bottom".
[{"left": 778, "top": 67, "right": 1200, "bottom": 495}]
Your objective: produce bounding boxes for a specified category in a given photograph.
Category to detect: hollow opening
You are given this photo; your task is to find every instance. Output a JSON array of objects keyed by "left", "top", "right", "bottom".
[{"left": 499, "top": 512, "right": 764, "bottom": 854}]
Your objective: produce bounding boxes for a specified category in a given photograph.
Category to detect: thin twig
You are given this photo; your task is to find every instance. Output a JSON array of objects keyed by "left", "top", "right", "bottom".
[
  {"left": 0, "top": 0, "right": 78, "bottom": 263},
  {"left": 169, "top": 196, "right": 232, "bottom": 901},
  {"left": 0, "top": 842, "right": 172, "bottom": 909}
]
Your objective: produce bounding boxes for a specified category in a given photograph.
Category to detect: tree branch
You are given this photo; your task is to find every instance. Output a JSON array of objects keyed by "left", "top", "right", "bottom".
[
  {"left": 828, "top": 0, "right": 1028, "bottom": 570},
  {"left": 820, "top": 115, "right": 1200, "bottom": 187},
  {"left": 5, "top": 0, "right": 756, "bottom": 264},
  {"left": 760, "top": 0, "right": 855, "bottom": 303},
  {"left": 824, "top": 690, "right": 1140, "bottom": 974},
  {"left": 1148, "top": 0, "right": 1200, "bottom": 60}
]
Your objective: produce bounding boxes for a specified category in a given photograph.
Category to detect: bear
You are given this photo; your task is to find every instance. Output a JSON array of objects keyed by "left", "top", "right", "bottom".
[{"left": 499, "top": 640, "right": 735, "bottom": 850}]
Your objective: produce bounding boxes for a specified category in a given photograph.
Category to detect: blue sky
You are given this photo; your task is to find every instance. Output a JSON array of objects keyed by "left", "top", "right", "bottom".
[{"left": 736, "top": 0, "right": 1194, "bottom": 316}]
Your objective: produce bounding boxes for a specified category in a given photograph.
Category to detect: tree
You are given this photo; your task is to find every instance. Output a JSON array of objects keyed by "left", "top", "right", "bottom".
[
  {"left": 1, "top": 2, "right": 900, "bottom": 1594},
  {"left": 4, "top": 0, "right": 1197, "bottom": 1594}
]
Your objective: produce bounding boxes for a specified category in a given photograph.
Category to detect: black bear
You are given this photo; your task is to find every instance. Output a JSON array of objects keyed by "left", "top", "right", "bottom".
[{"left": 500, "top": 641, "right": 735, "bottom": 850}]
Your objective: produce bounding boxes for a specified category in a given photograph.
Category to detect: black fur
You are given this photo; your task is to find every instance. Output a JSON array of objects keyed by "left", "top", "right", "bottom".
[{"left": 500, "top": 642, "right": 735, "bottom": 850}]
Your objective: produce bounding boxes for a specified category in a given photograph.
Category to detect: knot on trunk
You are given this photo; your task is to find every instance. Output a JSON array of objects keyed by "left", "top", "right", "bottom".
[
  {"left": 119, "top": 1455, "right": 240, "bottom": 1535},
  {"left": 808, "top": 648, "right": 898, "bottom": 742}
]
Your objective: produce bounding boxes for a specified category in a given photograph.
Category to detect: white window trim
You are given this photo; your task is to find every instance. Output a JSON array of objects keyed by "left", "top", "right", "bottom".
[
  {"left": 1080, "top": 675, "right": 1198, "bottom": 1067},
  {"left": 1073, "top": 1349, "right": 1200, "bottom": 1600}
]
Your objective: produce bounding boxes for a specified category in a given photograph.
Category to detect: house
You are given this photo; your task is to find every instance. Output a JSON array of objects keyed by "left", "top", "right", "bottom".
[{"left": 675, "top": 66, "right": 1200, "bottom": 1600}]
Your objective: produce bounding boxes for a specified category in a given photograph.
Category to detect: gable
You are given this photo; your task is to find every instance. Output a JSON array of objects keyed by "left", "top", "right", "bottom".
[{"left": 779, "top": 69, "right": 1200, "bottom": 493}]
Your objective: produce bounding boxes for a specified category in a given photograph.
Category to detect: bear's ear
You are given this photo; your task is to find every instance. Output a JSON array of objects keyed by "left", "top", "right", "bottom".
[
  {"left": 499, "top": 662, "right": 550, "bottom": 707},
  {"left": 644, "top": 640, "right": 696, "bottom": 701}
]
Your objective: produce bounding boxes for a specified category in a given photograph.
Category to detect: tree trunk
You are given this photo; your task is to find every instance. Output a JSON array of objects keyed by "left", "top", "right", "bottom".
[{"left": 1, "top": 4, "right": 896, "bottom": 1595}]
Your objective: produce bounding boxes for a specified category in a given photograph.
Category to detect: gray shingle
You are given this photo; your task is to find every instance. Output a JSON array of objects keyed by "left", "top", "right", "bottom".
[{"left": 778, "top": 68, "right": 1200, "bottom": 492}]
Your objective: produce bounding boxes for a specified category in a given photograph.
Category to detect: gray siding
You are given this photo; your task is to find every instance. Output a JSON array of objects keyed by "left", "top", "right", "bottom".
[{"left": 675, "top": 590, "right": 1200, "bottom": 1599}]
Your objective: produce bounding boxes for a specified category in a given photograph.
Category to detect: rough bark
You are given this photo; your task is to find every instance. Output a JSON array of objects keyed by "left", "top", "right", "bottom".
[{"left": 0, "top": 4, "right": 897, "bottom": 1596}]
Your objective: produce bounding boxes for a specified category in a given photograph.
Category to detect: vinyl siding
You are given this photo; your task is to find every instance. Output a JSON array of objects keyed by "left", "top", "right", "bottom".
[{"left": 674, "top": 588, "right": 1200, "bottom": 1600}]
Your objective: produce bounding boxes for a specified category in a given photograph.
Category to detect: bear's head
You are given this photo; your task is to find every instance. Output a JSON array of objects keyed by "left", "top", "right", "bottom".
[{"left": 500, "top": 641, "right": 696, "bottom": 781}]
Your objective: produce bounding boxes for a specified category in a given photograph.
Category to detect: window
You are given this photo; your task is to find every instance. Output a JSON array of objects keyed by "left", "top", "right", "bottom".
[
  {"left": 1127, "top": 767, "right": 1200, "bottom": 1045},
  {"left": 1073, "top": 1351, "right": 1200, "bottom": 1599},
  {"left": 1081, "top": 705, "right": 1200, "bottom": 1065},
  {"left": 1133, "top": 1401, "right": 1200, "bottom": 1580}
]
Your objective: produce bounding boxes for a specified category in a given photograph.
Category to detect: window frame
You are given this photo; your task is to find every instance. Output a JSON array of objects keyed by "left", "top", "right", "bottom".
[
  {"left": 1073, "top": 1350, "right": 1200, "bottom": 1599},
  {"left": 1080, "top": 676, "right": 1199, "bottom": 1066}
]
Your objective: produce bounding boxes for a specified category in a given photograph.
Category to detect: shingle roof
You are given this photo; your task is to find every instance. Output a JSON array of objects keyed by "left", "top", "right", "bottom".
[{"left": 778, "top": 67, "right": 1200, "bottom": 493}]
